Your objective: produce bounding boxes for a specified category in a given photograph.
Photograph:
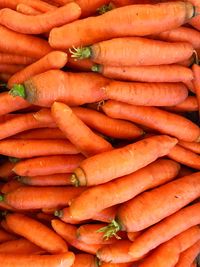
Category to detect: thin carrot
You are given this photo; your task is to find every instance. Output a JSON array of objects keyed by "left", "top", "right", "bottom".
[
  {"left": 1, "top": 179, "right": 22, "bottom": 194},
  {"left": 52, "top": 102, "right": 112, "bottom": 157},
  {"left": 168, "top": 145, "right": 200, "bottom": 170},
  {"left": 92, "top": 64, "right": 193, "bottom": 83},
  {"left": 129, "top": 202, "right": 200, "bottom": 260},
  {"left": 178, "top": 140, "right": 200, "bottom": 154},
  {"left": 69, "top": 159, "right": 180, "bottom": 220},
  {"left": 1, "top": 186, "right": 85, "bottom": 209},
  {"left": 1, "top": 219, "right": 17, "bottom": 234},
  {"left": 0, "top": 238, "right": 45, "bottom": 254},
  {"left": 99, "top": 172, "right": 200, "bottom": 238},
  {"left": 17, "top": 4, "right": 42, "bottom": 15},
  {"left": 49, "top": 1, "right": 195, "bottom": 49},
  {"left": 192, "top": 64, "right": 200, "bottom": 117},
  {"left": 72, "top": 254, "right": 96, "bottom": 267},
  {"left": 0, "top": 229, "right": 18, "bottom": 244},
  {"left": 0, "top": 26, "right": 52, "bottom": 59},
  {"left": 12, "top": 128, "right": 66, "bottom": 140},
  {"left": 102, "top": 100, "right": 200, "bottom": 142},
  {"left": 51, "top": 219, "right": 103, "bottom": 254},
  {"left": 163, "top": 96, "right": 198, "bottom": 112},
  {"left": 8, "top": 51, "right": 68, "bottom": 88},
  {"left": 54, "top": 207, "right": 85, "bottom": 224},
  {"left": 0, "top": 53, "right": 35, "bottom": 65},
  {"left": 0, "top": 64, "right": 24, "bottom": 74},
  {"left": 0, "top": 161, "right": 15, "bottom": 180},
  {"left": 0, "top": 252, "right": 75, "bottom": 267}
]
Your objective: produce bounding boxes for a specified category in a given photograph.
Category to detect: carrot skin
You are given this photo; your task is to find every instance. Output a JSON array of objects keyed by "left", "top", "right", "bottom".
[
  {"left": 0, "top": 53, "right": 35, "bottom": 65},
  {"left": 192, "top": 64, "right": 200, "bottom": 117},
  {"left": 17, "top": 4, "right": 42, "bottom": 15},
  {"left": 72, "top": 254, "right": 96, "bottom": 267},
  {"left": 163, "top": 96, "right": 198, "bottom": 112},
  {"left": 0, "top": 229, "right": 18, "bottom": 244},
  {"left": 12, "top": 128, "right": 66, "bottom": 140},
  {"left": 178, "top": 140, "right": 200, "bottom": 154}
]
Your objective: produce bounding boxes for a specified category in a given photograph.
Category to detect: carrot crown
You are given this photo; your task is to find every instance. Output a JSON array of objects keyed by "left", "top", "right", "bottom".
[
  {"left": 71, "top": 173, "right": 80, "bottom": 187},
  {"left": 96, "top": 219, "right": 122, "bottom": 240},
  {"left": 9, "top": 84, "right": 26, "bottom": 99},
  {"left": 91, "top": 64, "right": 101, "bottom": 73},
  {"left": 54, "top": 210, "right": 63, "bottom": 218},
  {"left": 97, "top": 3, "right": 113, "bottom": 15},
  {"left": 69, "top": 46, "right": 92, "bottom": 60}
]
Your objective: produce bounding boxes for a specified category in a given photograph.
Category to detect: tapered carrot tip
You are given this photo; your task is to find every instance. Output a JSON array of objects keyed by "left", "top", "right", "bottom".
[
  {"left": 97, "top": 3, "right": 113, "bottom": 15},
  {"left": 9, "top": 84, "right": 26, "bottom": 98},
  {"left": 69, "top": 46, "right": 92, "bottom": 60},
  {"left": 72, "top": 168, "right": 87, "bottom": 186},
  {"left": 97, "top": 220, "right": 122, "bottom": 240},
  {"left": 54, "top": 210, "right": 63, "bottom": 218}
]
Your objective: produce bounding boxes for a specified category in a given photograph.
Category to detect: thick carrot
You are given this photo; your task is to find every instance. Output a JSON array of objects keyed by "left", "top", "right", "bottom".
[
  {"left": 92, "top": 64, "right": 193, "bottom": 83},
  {"left": 129, "top": 202, "right": 200, "bottom": 260},
  {"left": 0, "top": 161, "right": 15, "bottom": 180},
  {"left": 184, "top": 79, "right": 196, "bottom": 93},
  {"left": 69, "top": 159, "right": 180, "bottom": 220},
  {"left": 12, "top": 128, "right": 66, "bottom": 139},
  {"left": 0, "top": 238, "right": 45, "bottom": 254},
  {"left": 17, "top": 4, "right": 42, "bottom": 15},
  {"left": 102, "top": 100, "right": 200, "bottom": 142},
  {"left": 49, "top": 1, "right": 195, "bottom": 49},
  {"left": 0, "top": 252, "right": 75, "bottom": 267},
  {"left": 0, "top": 229, "right": 18, "bottom": 244},
  {"left": 168, "top": 145, "right": 200, "bottom": 170},
  {"left": 71, "top": 135, "right": 177, "bottom": 186},
  {"left": 52, "top": 102, "right": 112, "bottom": 157},
  {"left": 179, "top": 140, "right": 200, "bottom": 154},
  {"left": 0, "top": 53, "right": 35, "bottom": 65},
  {"left": 8, "top": 51, "right": 68, "bottom": 88},
  {"left": 13, "top": 154, "right": 84, "bottom": 176},
  {"left": 0, "top": 139, "right": 79, "bottom": 158},
  {"left": 0, "top": 26, "right": 52, "bottom": 58},
  {"left": 20, "top": 173, "right": 72, "bottom": 186},
  {"left": 51, "top": 219, "right": 102, "bottom": 254},
  {"left": 139, "top": 226, "right": 200, "bottom": 267},
  {"left": 2, "top": 186, "right": 85, "bottom": 209},
  {"left": 0, "top": 64, "right": 24, "bottom": 74},
  {"left": 192, "top": 64, "right": 200, "bottom": 117},
  {"left": 163, "top": 96, "right": 198, "bottom": 112},
  {"left": 72, "top": 254, "right": 96, "bottom": 267},
  {"left": 72, "top": 107, "right": 144, "bottom": 139},
  {"left": 1, "top": 180, "right": 22, "bottom": 194},
  {"left": 71, "top": 38, "right": 193, "bottom": 67},
  {"left": 6, "top": 213, "right": 68, "bottom": 254},
  {"left": 0, "top": 3, "right": 81, "bottom": 34},
  {"left": 175, "top": 240, "right": 200, "bottom": 267}
]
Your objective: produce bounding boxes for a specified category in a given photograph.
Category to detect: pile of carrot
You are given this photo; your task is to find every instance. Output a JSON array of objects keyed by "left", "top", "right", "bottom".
[{"left": 0, "top": 0, "right": 199, "bottom": 266}]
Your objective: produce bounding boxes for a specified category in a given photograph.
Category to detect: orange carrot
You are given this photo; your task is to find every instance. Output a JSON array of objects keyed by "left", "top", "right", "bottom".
[
  {"left": 0, "top": 139, "right": 80, "bottom": 158},
  {"left": 69, "top": 159, "right": 180, "bottom": 220},
  {"left": 17, "top": 3, "right": 42, "bottom": 15},
  {"left": 0, "top": 238, "right": 45, "bottom": 254},
  {"left": 92, "top": 64, "right": 193, "bottom": 83},
  {"left": 6, "top": 213, "right": 68, "bottom": 254},
  {"left": 51, "top": 219, "right": 103, "bottom": 254},
  {"left": 71, "top": 38, "right": 193, "bottom": 67},
  {"left": 49, "top": 1, "right": 195, "bottom": 49},
  {"left": 179, "top": 140, "right": 200, "bottom": 154},
  {"left": 71, "top": 135, "right": 177, "bottom": 186},
  {"left": 72, "top": 254, "right": 96, "bottom": 267},
  {"left": 13, "top": 154, "right": 84, "bottom": 176},
  {"left": 192, "top": 64, "right": 200, "bottom": 117},
  {"left": 102, "top": 100, "right": 200, "bottom": 142},
  {"left": 127, "top": 232, "right": 142, "bottom": 242},
  {"left": 8, "top": 51, "right": 68, "bottom": 88},
  {"left": 1, "top": 186, "right": 85, "bottom": 209},
  {"left": 0, "top": 64, "right": 24, "bottom": 74},
  {"left": 0, "top": 161, "right": 15, "bottom": 181},
  {"left": 163, "top": 96, "right": 198, "bottom": 112},
  {"left": 1, "top": 219, "right": 18, "bottom": 234},
  {"left": 168, "top": 145, "right": 200, "bottom": 170},
  {"left": 0, "top": 73, "right": 11, "bottom": 82},
  {"left": 75, "top": 0, "right": 111, "bottom": 17},
  {"left": 67, "top": 56, "right": 93, "bottom": 71},
  {"left": 0, "top": 229, "right": 18, "bottom": 244},
  {"left": 0, "top": 26, "right": 52, "bottom": 59},
  {"left": 0, "top": 53, "right": 35, "bottom": 65},
  {"left": 52, "top": 102, "right": 112, "bottom": 157},
  {"left": 72, "top": 107, "right": 144, "bottom": 139},
  {"left": 129, "top": 202, "right": 200, "bottom": 260},
  {"left": 1, "top": 180, "right": 22, "bottom": 194},
  {"left": 0, "top": 252, "right": 75, "bottom": 267},
  {"left": 12, "top": 128, "right": 66, "bottom": 139}
]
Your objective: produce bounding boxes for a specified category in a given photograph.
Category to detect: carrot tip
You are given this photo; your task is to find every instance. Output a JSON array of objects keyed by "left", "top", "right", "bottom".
[
  {"left": 9, "top": 84, "right": 26, "bottom": 99},
  {"left": 69, "top": 46, "right": 91, "bottom": 60},
  {"left": 91, "top": 64, "right": 101, "bottom": 73},
  {"left": 96, "top": 219, "right": 122, "bottom": 240},
  {"left": 71, "top": 173, "right": 80, "bottom": 187},
  {"left": 97, "top": 3, "right": 113, "bottom": 15},
  {"left": 54, "top": 210, "right": 63, "bottom": 218}
]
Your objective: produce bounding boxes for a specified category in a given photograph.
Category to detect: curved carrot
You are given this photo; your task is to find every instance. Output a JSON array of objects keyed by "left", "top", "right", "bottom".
[
  {"left": 8, "top": 51, "right": 68, "bottom": 88},
  {"left": 1, "top": 180, "right": 22, "bottom": 194},
  {"left": 163, "top": 96, "right": 198, "bottom": 112},
  {"left": 192, "top": 64, "right": 200, "bottom": 117},
  {"left": 188, "top": 0, "right": 200, "bottom": 31},
  {"left": 71, "top": 135, "right": 177, "bottom": 186},
  {"left": 13, "top": 154, "right": 84, "bottom": 176},
  {"left": 49, "top": 1, "right": 195, "bottom": 49},
  {"left": 0, "top": 229, "right": 18, "bottom": 244},
  {"left": 168, "top": 145, "right": 200, "bottom": 170},
  {"left": 2, "top": 186, "right": 85, "bottom": 209},
  {"left": 12, "top": 128, "right": 66, "bottom": 139},
  {"left": 55, "top": 207, "right": 85, "bottom": 224},
  {"left": 92, "top": 64, "right": 193, "bottom": 83},
  {"left": 6, "top": 213, "right": 68, "bottom": 254},
  {"left": 1, "top": 219, "right": 18, "bottom": 234},
  {"left": 72, "top": 254, "right": 96, "bottom": 267},
  {"left": 51, "top": 219, "right": 102, "bottom": 254},
  {"left": 0, "top": 252, "right": 75, "bottom": 267},
  {"left": 17, "top": 4, "right": 42, "bottom": 15},
  {"left": 0, "top": 53, "right": 35, "bottom": 65},
  {"left": 52, "top": 102, "right": 112, "bottom": 157},
  {"left": 129, "top": 202, "right": 200, "bottom": 260},
  {"left": 0, "top": 26, "right": 52, "bottom": 59},
  {"left": 178, "top": 140, "right": 200, "bottom": 154},
  {"left": 0, "top": 161, "right": 15, "bottom": 180},
  {"left": 102, "top": 100, "right": 200, "bottom": 142},
  {"left": 69, "top": 159, "right": 180, "bottom": 220},
  {"left": 0, "top": 238, "right": 45, "bottom": 254},
  {"left": 0, "top": 64, "right": 24, "bottom": 74}
]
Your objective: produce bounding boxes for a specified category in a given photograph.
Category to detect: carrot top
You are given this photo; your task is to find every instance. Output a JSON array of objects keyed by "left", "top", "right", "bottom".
[
  {"left": 9, "top": 84, "right": 26, "bottom": 98},
  {"left": 97, "top": 3, "right": 113, "bottom": 15},
  {"left": 70, "top": 46, "right": 92, "bottom": 60},
  {"left": 97, "top": 219, "right": 122, "bottom": 240}
]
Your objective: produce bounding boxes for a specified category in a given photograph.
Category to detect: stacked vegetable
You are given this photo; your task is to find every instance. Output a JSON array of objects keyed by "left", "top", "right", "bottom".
[{"left": 0, "top": 0, "right": 199, "bottom": 266}]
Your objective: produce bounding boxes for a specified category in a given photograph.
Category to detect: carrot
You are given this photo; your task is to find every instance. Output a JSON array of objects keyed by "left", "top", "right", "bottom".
[
  {"left": 54, "top": 207, "right": 85, "bottom": 224},
  {"left": 69, "top": 159, "right": 180, "bottom": 220},
  {"left": 177, "top": 166, "right": 194, "bottom": 178},
  {"left": 163, "top": 96, "right": 198, "bottom": 112},
  {"left": 72, "top": 107, "right": 144, "bottom": 140},
  {"left": 0, "top": 229, "right": 18, "bottom": 244},
  {"left": 12, "top": 128, "right": 66, "bottom": 139},
  {"left": 192, "top": 64, "right": 200, "bottom": 117},
  {"left": 179, "top": 140, "right": 200, "bottom": 154},
  {"left": 0, "top": 139, "right": 79, "bottom": 158},
  {"left": 8, "top": 51, "right": 68, "bottom": 89},
  {"left": 102, "top": 101, "right": 200, "bottom": 142},
  {"left": 139, "top": 226, "right": 200, "bottom": 267},
  {"left": 168, "top": 145, "right": 200, "bottom": 170},
  {"left": 51, "top": 219, "right": 103, "bottom": 254},
  {"left": 1, "top": 180, "right": 22, "bottom": 194},
  {"left": 127, "top": 232, "right": 142, "bottom": 242},
  {"left": 92, "top": 64, "right": 193, "bottom": 83},
  {"left": 0, "top": 161, "right": 15, "bottom": 181},
  {"left": 6, "top": 213, "right": 67, "bottom": 254},
  {"left": 0, "top": 64, "right": 24, "bottom": 74},
  {"left": 19, "top": 173, "right": 72, "bottom": 186},
  {"left": 100, "top": 263, "right": 135, "bottom": 267},
  {"left": 0, "top": 26, "right": 52, "bottom": 59},
  {"left": 72, "top": 254, "right": 96, "bottom": 267},
  {"left": 67, "top": 56, "right": 93, "bottom": 71},
  {"left": 1, "top": 186, "right": 85, "bottom": 209},
  {"left": 0, "top": 53, "right": 35, "bottom": 65},
  {"left": 52, "top": 102, "right": 112, "bottom": 157},
  {"left": 0, "top": 238, "right": 45, "bottom": 254},
  {"left": 13, "top": 154, "right": 84, "bottom": 176},
  {"left": 129, "top": 202, "right": 200, "bottom": 260},
  {"left": 17, "top": 4, "right": 42, "bottom": 15},
  {"left": 49, "top": 1, "right": 195, "bottom": 49},
  {"left": 71, "top": 38, "right": 193, "bottom": 67},
  {"left": 184, "top": 79, "right": 196, "bottom": 93},
  {"left": 0, "top": 252, "right": 75, "bottom": 267}
]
